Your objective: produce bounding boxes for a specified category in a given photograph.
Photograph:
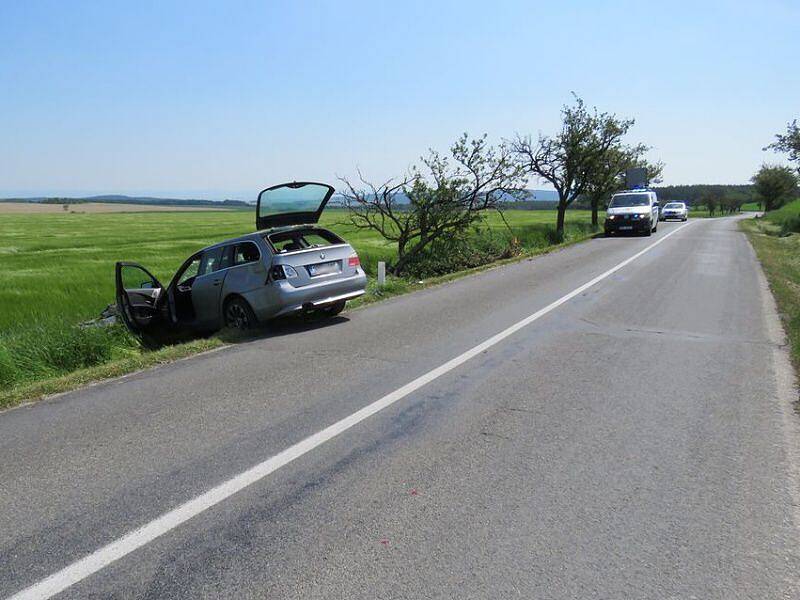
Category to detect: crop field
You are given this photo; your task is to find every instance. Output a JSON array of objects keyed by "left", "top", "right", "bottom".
[{"left": 0, "top": 208, "right": 595, "bottom": 394}]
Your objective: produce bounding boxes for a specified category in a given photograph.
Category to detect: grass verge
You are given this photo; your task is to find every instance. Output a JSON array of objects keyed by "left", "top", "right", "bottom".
[
  {"left": 0, "top": 224, "right": 599, "bottom": 410},
  {"left": 741, "top": 213, "right": 800, "bottom": 373},
  {"left": 0, "top": 338, "right": 223, "bottom": 410}
]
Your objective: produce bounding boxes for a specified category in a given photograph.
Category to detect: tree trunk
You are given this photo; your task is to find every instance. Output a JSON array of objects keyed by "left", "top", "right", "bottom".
[
  {"left": 591, "top": 196, "right": 599, "bottom": 227},
  {"left": 556, "top": 202, "right": 567, "bottom": 241}
]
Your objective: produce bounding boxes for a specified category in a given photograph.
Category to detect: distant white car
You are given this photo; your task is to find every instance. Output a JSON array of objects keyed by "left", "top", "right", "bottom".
[{"left": 660, "top": 202, "right": 688, "bottom": 221}]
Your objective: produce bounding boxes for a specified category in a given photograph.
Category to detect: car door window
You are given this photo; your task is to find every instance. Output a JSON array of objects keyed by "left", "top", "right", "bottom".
[
  {"left": 178, "top": 257, "right": 201, "bottom": 286},
  {"left": 234, "top": 242, "right": 260, "bottom": 265},
  {"left": 217, "top": 246, "right": 234, "bottom": 271},
  {"left": 120, "top": 264, "right": 160, "bottom": 291},
  {"left": 199, "top": 248, "right": 223, "bottom": 276}
]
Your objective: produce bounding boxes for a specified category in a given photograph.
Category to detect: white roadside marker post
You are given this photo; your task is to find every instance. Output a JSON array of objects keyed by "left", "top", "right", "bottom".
[
  {"left": 377, "top": 261, "right": 386, "bottom": 287},
  {"left": 377, "top": 261, "right": 386, "bottom": 286}
]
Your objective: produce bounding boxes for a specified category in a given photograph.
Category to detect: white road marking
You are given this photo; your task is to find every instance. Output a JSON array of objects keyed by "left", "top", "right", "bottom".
[{"left": 8, "top": 222, "right": 693, "bottom": 600}]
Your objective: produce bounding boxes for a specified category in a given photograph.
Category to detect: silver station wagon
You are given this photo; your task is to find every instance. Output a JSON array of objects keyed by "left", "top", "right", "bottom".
[{"left": 115, "top": 182, "right": 367, "bottom": 343}]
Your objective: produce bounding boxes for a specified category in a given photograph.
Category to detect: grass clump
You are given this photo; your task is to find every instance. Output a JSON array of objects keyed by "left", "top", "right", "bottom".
[{"left": 0, "top": 322, "right": 137, "bottom": 388}]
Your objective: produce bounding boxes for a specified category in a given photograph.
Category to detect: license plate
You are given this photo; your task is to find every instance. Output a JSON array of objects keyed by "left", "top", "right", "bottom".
[
  {"left": 619, "top": 226, "right": 633, "bottom": 230},
  {"left": 307, "top": 261, "right": 340, "bottom": 276}
]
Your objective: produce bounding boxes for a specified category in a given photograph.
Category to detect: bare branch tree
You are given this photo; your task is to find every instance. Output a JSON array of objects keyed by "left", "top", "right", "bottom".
[{"left": 339, "top": 134, "right": 525, "bottom": 275}]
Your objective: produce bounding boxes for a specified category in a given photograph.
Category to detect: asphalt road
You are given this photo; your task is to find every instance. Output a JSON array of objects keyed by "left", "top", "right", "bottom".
[{"left": 2, "top": 217, "right": 799, "bottom": 599}]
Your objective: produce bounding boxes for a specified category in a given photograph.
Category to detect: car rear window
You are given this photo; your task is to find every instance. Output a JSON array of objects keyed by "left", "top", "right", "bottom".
[{"left": 266, "top": 228, "right": 344, "bottom": 253}]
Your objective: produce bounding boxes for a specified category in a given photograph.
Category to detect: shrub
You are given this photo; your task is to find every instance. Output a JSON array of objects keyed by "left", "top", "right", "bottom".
[
  {"left": 403, "top": 230, "right": 514, "bottom": 279},
  {"left": 780, "top": 213, "right": 800, "bottom": 236}
]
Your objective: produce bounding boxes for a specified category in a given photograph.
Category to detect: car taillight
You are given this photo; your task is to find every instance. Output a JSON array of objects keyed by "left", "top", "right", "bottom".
[
  {"left": 270, "top": 265, "right": 285, "bottom": 281},
  {"left": 348, "top": 254, "right": 360, "bottom": 268},
  {"left": 269, "top": 265, "right": 299, "bottom": 282}
]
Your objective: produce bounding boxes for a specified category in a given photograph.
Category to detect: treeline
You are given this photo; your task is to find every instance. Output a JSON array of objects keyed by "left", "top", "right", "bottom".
[{"left": 652, "top": 184, "right": 753, "bottom": 206}]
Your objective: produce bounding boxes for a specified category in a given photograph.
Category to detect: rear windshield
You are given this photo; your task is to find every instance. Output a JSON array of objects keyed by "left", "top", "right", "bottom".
[
  {"left": 266, "top": 228, "right": 344, "bottom": 253},
  {"left": 258, "top": 183, "right": 332, "bottom": 221},
  {"left": 610, "top": 193, "right": 650, "bottom": 207},
  {"left": 664, "top": 203, "right": 685, "bottom": 209}
]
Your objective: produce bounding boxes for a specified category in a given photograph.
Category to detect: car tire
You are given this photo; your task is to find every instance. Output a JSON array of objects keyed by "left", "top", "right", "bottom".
[
  {"left": 224, "top": 297, "right": 257, "bottom": 330},
  {"left": 652, "top": 221, "right": 658, "bottom": 233},
  {"left": 323, "top": 300, "right": 346, "bottom": 317}
]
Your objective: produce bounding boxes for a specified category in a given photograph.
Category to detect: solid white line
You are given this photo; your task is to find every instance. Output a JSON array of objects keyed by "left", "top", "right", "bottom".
[{"left": 8, "top": 222, "right": 693, "bottom": 600}]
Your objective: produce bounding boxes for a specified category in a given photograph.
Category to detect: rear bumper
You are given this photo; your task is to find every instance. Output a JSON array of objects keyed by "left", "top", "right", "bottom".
[
  {"left": 246, "top": 270, "right": 368, "bottom": 320},
  {"left": 604, "top": 218, "right": 652, "bottom": 233},
  {"left": 660, "top": 213, "right": 687, "bottom": 220}
]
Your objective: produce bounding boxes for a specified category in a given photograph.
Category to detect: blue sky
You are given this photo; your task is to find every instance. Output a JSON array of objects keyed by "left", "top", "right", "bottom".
[{"left": 1, "top": 0, "right": 798, "bottom": 199}]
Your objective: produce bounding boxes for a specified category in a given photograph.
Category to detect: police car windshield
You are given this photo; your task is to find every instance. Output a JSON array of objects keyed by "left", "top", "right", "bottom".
[{"left": 610, "top": 193, "right": 650, "bottom": 207}]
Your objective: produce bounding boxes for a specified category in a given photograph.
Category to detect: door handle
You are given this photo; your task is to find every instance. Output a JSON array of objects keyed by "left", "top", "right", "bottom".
[{"left": 212, "top": 279, "right": 221, "bottom": 286}]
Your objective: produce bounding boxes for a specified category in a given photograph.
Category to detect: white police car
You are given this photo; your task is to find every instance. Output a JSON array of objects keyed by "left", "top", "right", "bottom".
[{"left": 604, "top": 190, "right": 660, "bottom": 236}]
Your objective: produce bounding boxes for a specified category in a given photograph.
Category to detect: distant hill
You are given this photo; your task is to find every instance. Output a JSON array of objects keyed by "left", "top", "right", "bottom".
[
  {"left": 329, "top": 189, "right": 559, "bottom": 208},
  {"left": 2, "top": 189, "right": 560, "bottom": 210},
  {"left": 0, "top": 195, "right": 253, "bottom": 207}
]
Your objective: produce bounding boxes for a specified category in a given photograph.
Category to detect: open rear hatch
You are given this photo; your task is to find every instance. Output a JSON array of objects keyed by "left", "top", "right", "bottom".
[
  {"left": 266, "top": 227, "right": 360, "bottom": 288},
  {"left": 256, "top": 181, "right": 335, "bottom": 230}
]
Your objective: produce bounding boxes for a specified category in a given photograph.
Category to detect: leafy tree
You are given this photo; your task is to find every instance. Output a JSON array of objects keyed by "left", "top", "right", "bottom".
[
  {"left": 339, "top": 134, "right": 524, "bottom": 275},
  {"left": 751, "top": 164, "right": 798, "bottom": 212},
  {"left": 765, "top": 120, "right": 800, "bottom": 173},
  {"left": 513, "top": 96, "right": 635, "bottom": 239},
  {"left": 583, "top": 147, "right": 664, "bottom": 227},
  {"left": 703, "top": 193, "right": 718, "bottom": 216}
]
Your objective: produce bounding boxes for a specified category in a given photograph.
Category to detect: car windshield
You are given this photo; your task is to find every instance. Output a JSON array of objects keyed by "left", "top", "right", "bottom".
[
  {"left": 664, "top": 203, "right": 684, "bottom": 209},
  {"left": 610, "top": 193, "right": 650, "bottom": 207}
]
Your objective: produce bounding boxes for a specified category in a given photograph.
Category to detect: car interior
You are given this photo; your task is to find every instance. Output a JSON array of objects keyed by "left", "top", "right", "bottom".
[{"left": 267, "top": 228, "right": 343, "bottom": 253}]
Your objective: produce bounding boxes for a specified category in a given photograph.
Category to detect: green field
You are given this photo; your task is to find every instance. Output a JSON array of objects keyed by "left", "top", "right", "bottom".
[{"left": 0, "top": 208, "right": 595, "bottom": 398}]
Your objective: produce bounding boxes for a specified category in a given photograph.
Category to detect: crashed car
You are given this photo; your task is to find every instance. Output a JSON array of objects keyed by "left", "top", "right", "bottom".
[{"left": 115, "top": 182, "right": 367, "bottom": 343}]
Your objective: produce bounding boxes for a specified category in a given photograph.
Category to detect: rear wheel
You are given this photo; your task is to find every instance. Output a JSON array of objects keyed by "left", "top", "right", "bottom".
[
  {"left": 224, "top": 297, "right": 257, "bottom": 330},
  {"left": 322, "top": 300, "right": 346, "bottom": 317}
]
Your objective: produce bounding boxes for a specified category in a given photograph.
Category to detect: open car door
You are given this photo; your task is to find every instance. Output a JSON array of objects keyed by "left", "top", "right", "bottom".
[
  {"left": 256, "top": 181, "right": 335, "bottom": 230},
  {"left": 115, "top": 262, "right": 167, "bottom": 343}
]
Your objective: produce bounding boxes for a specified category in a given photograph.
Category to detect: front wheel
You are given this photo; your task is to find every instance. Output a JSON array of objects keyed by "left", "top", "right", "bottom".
[{"left": 224, "top": 297, "right": 257, "bottom": 330}]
